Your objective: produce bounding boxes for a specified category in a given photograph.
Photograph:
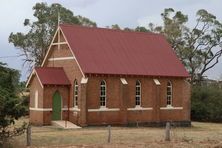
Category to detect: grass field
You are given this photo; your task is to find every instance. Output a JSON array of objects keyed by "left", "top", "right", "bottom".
[{"left": 8, "top": 118, "right": 222, "bottom": 148}]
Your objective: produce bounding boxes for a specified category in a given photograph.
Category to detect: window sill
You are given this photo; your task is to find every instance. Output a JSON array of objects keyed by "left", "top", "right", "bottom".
[
  {"left": 70, "top": 107, "right": 80, "bottom": 112},
  {"left": 88, "top": 107, "right": 120, "bottom": 112},
  {"left": 29, "top": 107, "right": 52, "bottom": 111},
  {"left": 160, "top": 106, "right": 183, "bottom": 110},
  {"left": 127, "top": 106, "right": 153, "bottom": 111}
]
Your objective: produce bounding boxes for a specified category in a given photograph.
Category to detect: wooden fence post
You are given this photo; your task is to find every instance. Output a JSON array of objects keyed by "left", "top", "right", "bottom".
[
  {"left": 108, "top": 125, "right": 111, "bottom": 143},
  {"left": 26, "top": 124, "right": 31, "bottom": 146},
  {"left": 165, "top": 122, "right": 170, "bottom": 141}
]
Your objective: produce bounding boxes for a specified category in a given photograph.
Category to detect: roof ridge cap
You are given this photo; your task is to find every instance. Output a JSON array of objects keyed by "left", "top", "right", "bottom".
[{"left": 60, "top": 23, "right": 161, "bottom": 36}]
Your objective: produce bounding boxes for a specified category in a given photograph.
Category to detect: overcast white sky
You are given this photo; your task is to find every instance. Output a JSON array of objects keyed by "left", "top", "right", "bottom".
[{"left": 0, "top": 0, "right": 222, "bottom": 81}]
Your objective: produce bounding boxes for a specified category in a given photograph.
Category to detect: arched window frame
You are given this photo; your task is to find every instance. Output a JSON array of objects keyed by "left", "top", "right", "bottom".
[
  {"left": 135, "top": 80, "right": 141, "bottom": 106},
  {"left": 166, "top": 81, "right": 173, "bottom": 106},
  {"left": 73, "top": 80, "right": 78, "bottom": 107},
  {"left": 100, "top": 80, "right": 106, "bottom": 107}
]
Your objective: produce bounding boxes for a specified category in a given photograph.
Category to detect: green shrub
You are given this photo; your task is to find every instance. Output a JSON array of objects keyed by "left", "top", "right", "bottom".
[{"left": 191, "top": 84, "right": 222, "bottom": 122}]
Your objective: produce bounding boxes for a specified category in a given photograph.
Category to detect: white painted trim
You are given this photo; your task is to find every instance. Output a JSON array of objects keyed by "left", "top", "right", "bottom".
[
  {"left": 26, "top": 69, "right": 44, "bottom": 88},
  {"left": 51, "top": 42, "right": 67, "bottom": 45},
  {"left": 63, "top": 107, "right": 80, "bottom": 111},
  {"left": 29, "top": 107, "right": 80, "bottom": 112},
  {"left": 41, "top": 28, "right": 59, "bottom": 67},
  {"left": 48, "top": 57, "right": 75, "bottom": 61},
  {"left": 26, "top": 69, "right": 35, "bottom": 87},
  {"left": 35, "top": 71, "right": 44, "bottom": 88},
  {"left": 29, "top": 107, "right": 52, "bottom": 111},
  {"left": 160, "top": 106, "right": 183, "bottom": 110},
  {"left": 59, "top": 26, "right": 85, "bottom": 78},
  {"left": 69, "top": 107, "right": 81, "bottom": 112},
  {"left": 127, "top": 106, "right": 153, "bottom": 111},
  {"left": 88, "top": 107, "right": 120, "bottom": 112},
  {"left": 62, "top": 107, "right": 68, "bottom": 111},
  {"left": 81, "top": 77, "right": 88, "bottom": 84},
  {"left": 120, "top": 78, "right": 128, "bottom": 84},
  {"left": 57, "top": 28, "right": 61, "bottom": 50},
  {"left": 153, "top": 79, "right": 161, "bottom": 85}
]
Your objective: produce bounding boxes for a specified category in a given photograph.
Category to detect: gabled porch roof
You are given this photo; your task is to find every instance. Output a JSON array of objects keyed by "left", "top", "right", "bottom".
[{"left": 26, "top": 67, "right": 70, "bottom": 87}]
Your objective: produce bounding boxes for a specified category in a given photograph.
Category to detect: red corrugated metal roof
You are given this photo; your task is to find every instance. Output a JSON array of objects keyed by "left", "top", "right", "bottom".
[
  {"left": 60, "top": 24, "right": 189, "bottom": 77},
  {"left": 35, "top": 67, "right": 70, "bottom": 85}
]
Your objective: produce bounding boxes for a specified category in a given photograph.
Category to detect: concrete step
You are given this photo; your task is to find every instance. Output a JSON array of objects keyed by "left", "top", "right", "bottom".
[{"left": 51, "top": 120, "right": 81, "bottom": 129}]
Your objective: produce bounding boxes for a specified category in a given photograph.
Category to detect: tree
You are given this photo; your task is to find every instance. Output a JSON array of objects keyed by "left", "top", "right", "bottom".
[
  {"left": 135, "top": 26, "right": 149, "bottom": 32},
  {"left": 111, "top": 24, "right": 121, "bottom": 30},
  {"left": 9, "top": 2, "right": 97, "bottom": 70},
  {"left": 150, "top": 8, "right": 222, "bottom": 83},
  {"left": 123, "top": 27, "right": 134, "bottom": 31},
  {"left": 191, "top": 84, "right": 222, "bottom": 122},
  {"left": 0, "top": 62, "right": 26, "bottom": 146}
]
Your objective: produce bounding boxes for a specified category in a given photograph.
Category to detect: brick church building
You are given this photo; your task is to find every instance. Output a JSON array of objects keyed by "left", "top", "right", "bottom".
[{"left": 26, "top": 24, "right": 191, "bottom": 126}]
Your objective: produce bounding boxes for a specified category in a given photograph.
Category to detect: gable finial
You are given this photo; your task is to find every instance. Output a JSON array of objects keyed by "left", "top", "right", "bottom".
[{"left": 57, "top": 11, "right": 60, "bottom": 27}]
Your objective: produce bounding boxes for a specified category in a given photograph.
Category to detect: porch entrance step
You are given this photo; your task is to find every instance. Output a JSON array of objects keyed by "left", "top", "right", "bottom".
[{"left": 51, "top": 120, "right": 81, "bottom": 129}]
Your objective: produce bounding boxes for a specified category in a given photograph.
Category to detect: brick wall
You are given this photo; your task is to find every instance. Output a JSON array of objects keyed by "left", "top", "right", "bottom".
[
  {"left": 29, "top": 75, "right": 45, "bottom": 125},
  {"left": 85, "top": 76, "right": 190, "bottom": 125},
  {"left": 47, "top": 45, "right": 72, "bottom": 58}
]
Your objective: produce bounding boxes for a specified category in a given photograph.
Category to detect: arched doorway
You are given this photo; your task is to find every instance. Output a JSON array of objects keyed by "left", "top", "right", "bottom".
[{"left": 52, "top": 91, "right": 62, "bottom": 120}]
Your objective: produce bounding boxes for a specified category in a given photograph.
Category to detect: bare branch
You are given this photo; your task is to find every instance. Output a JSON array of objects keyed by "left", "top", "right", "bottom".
[{"left": 201, "top": 49, "right": 222, "bottom": 75}]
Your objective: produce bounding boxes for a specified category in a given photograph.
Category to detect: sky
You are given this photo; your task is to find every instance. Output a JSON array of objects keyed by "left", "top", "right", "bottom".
[{"left": 0, "top": 0, "right": 222, "bottom": 81}]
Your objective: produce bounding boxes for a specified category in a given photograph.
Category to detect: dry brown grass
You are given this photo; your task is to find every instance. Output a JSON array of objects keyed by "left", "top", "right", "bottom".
[{"left": 8, "top": 118, "right": 222, "bottom": 148}]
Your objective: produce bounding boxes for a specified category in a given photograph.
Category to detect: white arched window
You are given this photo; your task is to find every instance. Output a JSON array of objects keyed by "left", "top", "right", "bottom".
[
  {"left": 73, "top": 80, "right": 78, "bottom": 107},
  {"left": 135, "top": 80, "right": 141, "bottom": 106},
  {"left": 100, "top": 80, "right": 106, "bottom": 107},
  {"left": 167, "top": 81, "right": 173, "bottom": 106}
]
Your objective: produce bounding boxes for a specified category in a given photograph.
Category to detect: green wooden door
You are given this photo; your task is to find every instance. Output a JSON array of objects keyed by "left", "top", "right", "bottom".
[{"left": 52, "top": 91, "right": 62, "bottom": 120}]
